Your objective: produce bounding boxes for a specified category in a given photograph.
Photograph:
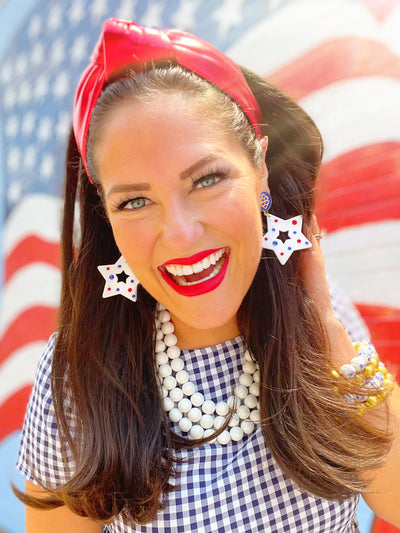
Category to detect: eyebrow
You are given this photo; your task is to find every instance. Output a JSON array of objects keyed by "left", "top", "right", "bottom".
[{"left": 105, "top": 154, "right": 220, "bottom": 200}]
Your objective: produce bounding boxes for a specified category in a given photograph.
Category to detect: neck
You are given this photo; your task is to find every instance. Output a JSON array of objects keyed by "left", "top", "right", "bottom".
[{"left": 168, "top": 312, "right": 241, "bottom": 349}]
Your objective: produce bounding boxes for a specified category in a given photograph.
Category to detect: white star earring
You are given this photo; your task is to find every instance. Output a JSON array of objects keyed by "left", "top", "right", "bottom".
[
  {"left": 97, "top": 256, "right": 140, "bottom": 301},
  {"left": 260, "top": 192, "right": 312, "bottom": 265}
]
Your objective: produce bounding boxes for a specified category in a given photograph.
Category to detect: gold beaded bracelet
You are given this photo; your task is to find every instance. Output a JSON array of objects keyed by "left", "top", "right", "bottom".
[{"left": 331, "top": 342, "right": 395, "bottom": 414}]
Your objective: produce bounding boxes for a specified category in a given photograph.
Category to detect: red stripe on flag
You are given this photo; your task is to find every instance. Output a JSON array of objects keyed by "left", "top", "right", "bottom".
[
  {"left": 5, "top": 236, "right": 60, "bottom": 283},
  {"left": 269, "top": 37, "right": 400, "bottom": 100},
  {"left": 0, "top": 307, "right": 58, "bottom": 365},
  {"left": 316, "top": 142, "right": 400, "bottom": 232},
  {"left": 0, "top": 385, "right": 32, "bottom": 441},
  {"left": 356, "top": 303, "right": 400, "bottom": 380}
]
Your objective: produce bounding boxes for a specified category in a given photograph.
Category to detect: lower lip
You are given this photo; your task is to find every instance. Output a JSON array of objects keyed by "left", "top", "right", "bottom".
[{"left": 159, "top": 251, "right": 230, "bottom": 297}]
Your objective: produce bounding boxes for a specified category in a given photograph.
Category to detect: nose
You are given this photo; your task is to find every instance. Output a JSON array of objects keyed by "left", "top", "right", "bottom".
[{"left": 162, "top": 200, "right": 204, "bottom": 253}]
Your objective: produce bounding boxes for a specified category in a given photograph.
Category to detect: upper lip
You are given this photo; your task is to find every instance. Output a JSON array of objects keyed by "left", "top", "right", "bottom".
[{"left": 161, "top": 247, "right": 227, "bottom": 267}]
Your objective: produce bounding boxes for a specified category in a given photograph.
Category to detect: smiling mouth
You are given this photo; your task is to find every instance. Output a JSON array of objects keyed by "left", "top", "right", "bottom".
[{"left": 160, "top": 248, "right": 229, "bottom": 286}]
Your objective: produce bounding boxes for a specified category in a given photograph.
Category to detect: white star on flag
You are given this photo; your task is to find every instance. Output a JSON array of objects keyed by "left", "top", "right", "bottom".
[
  {"left": 97, "top": 256, "right": 140, "bottom": 301},
  {"left": 262, "top": 214, "right": 312, "bottom": 265}
]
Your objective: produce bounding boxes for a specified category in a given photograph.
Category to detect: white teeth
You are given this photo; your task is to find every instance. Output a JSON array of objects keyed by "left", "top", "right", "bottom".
[
  {"left": 202, "top": 257, "right": 210, "bottom": 269},
  {"left": 193, "top": 262, "right": 203, "bottom": 273},
  {"left": 183, "top": 265, "right": 193, "bottom": 275},
  {"left": 164, "top": 248, "right": 226, "bottom": 277}
]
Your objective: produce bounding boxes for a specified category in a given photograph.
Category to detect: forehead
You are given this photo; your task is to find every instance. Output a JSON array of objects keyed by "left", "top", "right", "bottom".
[{"left": 93, "top": 94, "right": 244, "bottom": 185}]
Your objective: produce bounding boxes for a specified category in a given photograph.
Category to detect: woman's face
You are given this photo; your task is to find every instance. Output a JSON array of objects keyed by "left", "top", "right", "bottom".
[{"left": 94, "top": 94, "right": 268, "bottom": 347}]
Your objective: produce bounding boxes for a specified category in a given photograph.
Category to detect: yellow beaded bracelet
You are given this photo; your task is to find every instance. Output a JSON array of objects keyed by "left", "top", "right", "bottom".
[{"left": 331, "top": 342, "right": 395, "bottom": 413}]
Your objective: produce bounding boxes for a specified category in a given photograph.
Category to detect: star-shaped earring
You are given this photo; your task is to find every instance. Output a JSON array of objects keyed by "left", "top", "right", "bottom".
[
  {"left": 262, "top": 214, "right": 312, "bottom": 265},
  {"left": 97, "top": 256, "right": 140, "bottom": 301}
]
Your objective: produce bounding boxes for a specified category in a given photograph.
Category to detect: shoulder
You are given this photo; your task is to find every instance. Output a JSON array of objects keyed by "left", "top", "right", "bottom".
[{"left": 16, "top": 333, "right": 75, "bottom": 487}]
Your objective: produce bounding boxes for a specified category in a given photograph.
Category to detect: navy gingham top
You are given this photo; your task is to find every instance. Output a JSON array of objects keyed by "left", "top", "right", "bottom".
[{"left": 17, "top": 281, "right": 370, "bottom": 532}]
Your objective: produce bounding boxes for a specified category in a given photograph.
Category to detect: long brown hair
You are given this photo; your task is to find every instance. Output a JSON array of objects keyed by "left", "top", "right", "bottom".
[{"left": 16, "top": 65, "right": 392, "bottom": 524}]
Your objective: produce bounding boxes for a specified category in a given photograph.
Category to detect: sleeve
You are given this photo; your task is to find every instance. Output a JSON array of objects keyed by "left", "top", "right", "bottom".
[
  {"left": 328, "top": 276, "right": 371, "bottom": 342},
  {"left": 16, "top": 333, "right": 76, "bottom": 488}
]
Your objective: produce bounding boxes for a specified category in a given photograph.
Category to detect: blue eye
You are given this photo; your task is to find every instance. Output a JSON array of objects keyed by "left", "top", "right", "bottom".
[
  {"left": 116, "top": 197, "right": 151, "bottom": 211},
  {"left": 192, "top": 174, "right": 223, "bottom": 189}
]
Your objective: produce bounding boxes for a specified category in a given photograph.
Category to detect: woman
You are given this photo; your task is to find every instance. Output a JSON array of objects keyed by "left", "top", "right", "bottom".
[{"left": 16, "top": 18, "right": 400, "bottom": 532}]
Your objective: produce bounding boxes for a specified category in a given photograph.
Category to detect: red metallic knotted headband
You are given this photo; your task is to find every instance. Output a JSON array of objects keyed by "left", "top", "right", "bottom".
[{"left": 73, "top": 18, "right": 264, "bottom": 181}]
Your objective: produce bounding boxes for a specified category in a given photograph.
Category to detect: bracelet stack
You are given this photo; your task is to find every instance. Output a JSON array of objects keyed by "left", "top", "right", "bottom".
[{"left": 331, "top": 342, "right": 395, "bottom": 413}]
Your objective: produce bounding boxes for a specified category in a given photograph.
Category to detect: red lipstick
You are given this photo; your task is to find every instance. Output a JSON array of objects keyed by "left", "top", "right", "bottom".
[
  {"left": 162, "top": 248, "right": 224, "bottom": 267},
  {"left": 159, "top": 249, "right": 230, "bottom": 297}
]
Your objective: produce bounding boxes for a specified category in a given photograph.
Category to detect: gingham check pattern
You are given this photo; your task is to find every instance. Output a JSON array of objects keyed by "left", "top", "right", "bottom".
[{"left": 17, "top": 281, "right": 365, "bottom": 532}]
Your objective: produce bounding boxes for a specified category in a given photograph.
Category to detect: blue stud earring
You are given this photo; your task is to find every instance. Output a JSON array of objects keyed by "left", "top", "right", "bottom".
[{"left": 260, "top": 192, "right": 312, "bottom": 265}]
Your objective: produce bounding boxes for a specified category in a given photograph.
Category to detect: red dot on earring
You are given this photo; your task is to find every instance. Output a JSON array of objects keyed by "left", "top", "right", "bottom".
[
  {"left": 107, "top": 267, "right": 110, "bottom": 270},
  {"left": 280, "top": 253, "right": 284, "bottom": 256},
  {"left": 297, "top": 239, "right": 301, "bottom": 243},
  {"left": 292, "top": 220, "right": 297, "bottom": 225},
  {"left": 274, "top": 219, "right": 278, "bottom": 223},
  {"left": 108, "top": 288, "right": 111, "bottom": 291},
  {"left": 128, "top": 288, "right": 132, "bottom": 292}
]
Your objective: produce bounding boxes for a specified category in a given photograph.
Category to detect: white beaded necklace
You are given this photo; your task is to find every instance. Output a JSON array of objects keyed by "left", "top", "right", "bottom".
[{"left": 155, "top": 304, "right": 260, "bottom": 445}]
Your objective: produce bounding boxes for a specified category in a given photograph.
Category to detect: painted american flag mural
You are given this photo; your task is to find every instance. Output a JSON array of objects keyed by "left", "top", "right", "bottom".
[{"left": 0, "top": 0, "right": 399, "bottom": 531}]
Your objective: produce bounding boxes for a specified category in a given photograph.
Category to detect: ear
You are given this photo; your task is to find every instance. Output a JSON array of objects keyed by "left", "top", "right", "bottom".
[{"left": 259, "top": 136, "right": 269, "bottom": 191}]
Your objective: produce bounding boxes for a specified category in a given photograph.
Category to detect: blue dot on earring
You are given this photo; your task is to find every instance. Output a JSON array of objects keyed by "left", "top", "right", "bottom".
[{"left": 260, "top": 192, "right": 272, "bottom": 212}]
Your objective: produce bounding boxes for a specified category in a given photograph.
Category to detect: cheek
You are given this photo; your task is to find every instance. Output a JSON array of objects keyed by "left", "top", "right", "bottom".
[{"left": 110, "top": 220, "right": 155, "bottom": 272}]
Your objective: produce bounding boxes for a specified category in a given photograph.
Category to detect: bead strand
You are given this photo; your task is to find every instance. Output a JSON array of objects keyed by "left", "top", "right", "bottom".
[
  {"left": 155, "top": 303, "right": 260, "bottom": 445},
  {"left": 331, "top": 342, "right": 395, "bottom": 413}
]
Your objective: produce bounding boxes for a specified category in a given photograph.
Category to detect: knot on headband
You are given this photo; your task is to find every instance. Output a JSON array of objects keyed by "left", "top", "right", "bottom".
[{"left": 73, "top": 18, "right": 264, "bottom": 180}]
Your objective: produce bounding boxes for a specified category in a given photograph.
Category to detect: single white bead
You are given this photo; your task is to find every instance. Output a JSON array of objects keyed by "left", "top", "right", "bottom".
[
  {"left": 188, "top": 407, "right": 202, "bottom": 423},
  {"left": 242, "top": 360, "right": 257, "bottom": 374},
  {"left": 241, "top": 420, "right": 255, "bottom": 435},
  {"left": 156, "top": 302, "right": 165, "bottom": 311},
  {"left": 167, "top": 345, "right": 181, "bottom": 359},
  {"left": 156, "top": 352, "right": 168, "bottom": 365},
  {"left": 169, "top": 407, "right": 182, "bottom": 423},
  {"left": 163, "top": 376, "right": 176, "bottom": 390},
  {"left": 158, "top": 364, "right": 172, "bottom": 378},
  {"left": 202, "top": 399, "right": 215, "bottom": 415},
  {"left": 227, "top": 396, "right": 239, "bottom": 410},
  {"left": 217, "top": 430, "right": 231, "bottom": 445},
  {"left": 155, "top": 340, "right": 166, "bottom": 353},
  {"left": 191, "top": 392, "right": 204, "bottom": 407},
  {"left": 182, "top": 381, "right": 196, "bottom": 396},
  {"left": 244, "top": 394, "right": 258, "bottom": 409},
  {"left": 178, "top": 398, "right": 192, "bottom": 414},
  {"left": 216, "top": 401, "right": 229, "bottom": 416},
  {"left": 162, "top": 397, "right": 174, "bottom": 412},
  {"left": 234, "top": 384, "right": 248, "bottom": 400},
  {"left": 171, "top": 358, "right": 184, "bottom": 372},
  {"left": 190, "top": 425, "right": 204, "bottom": 439},
  {"left": 253, "top": 370, "right": 260, "bottom": 383},
  {"left": 200, "top": 414, "right": 214, "bottom": 429},
  {"left": 250, "top": 409, "right": 260, "bottom": 423},
  {"left": 228, "top": 413, "right": 240, "bottom": 427},
  {"left": 237, "top": 405, "right": 250, "bottom": 420},
  {"left": 156, "top": 329, "right": 164, "bottom": 340},
  {"left": 164, "top": 333, "right": 178, "bottom": 347},
  {"left": 239, "top": 373, "right": 253, "bottom": 387},
  {"left": 159, "top": 309, "right": 170, "bottom": 323},
  {"left": 176, "top": 370, "right": 189, "bottom": 384},
  {"left": 178, "top": 417, "right": 192, "bottom": 433},
  {"left": 351, "top": 355, "right": 368, "bottom": 371},
  {"left": 204, "top": 428, "right": 215, "bottom": 439},
  {"left": 161, "top": 321, "right": 174, "bottom": 334},
  {"left": 340, "top": 364, "right": 356, "bottom": 378},
  {"left": 249, "top": 382, "right": 260, "bottom": 396},
  {"left": 169, "top": 387, "right": 184, "bottom": 403},
  {"left": 161, "top": 387, "right": 168, "bottom": 398},
  {"left": 214, "top": 416, "right": 226, "bottom": 430},
  {"left": 230, "top": 426, "right": 244, "bottom": 442},
  {"left": 244, "top": 349, "right": 253, "bottom": 361}
]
